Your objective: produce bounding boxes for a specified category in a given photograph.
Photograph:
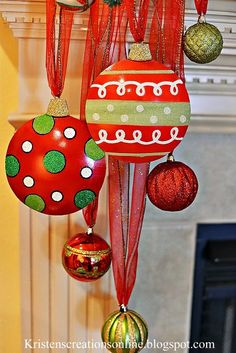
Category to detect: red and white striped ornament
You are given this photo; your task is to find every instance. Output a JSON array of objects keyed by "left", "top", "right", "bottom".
[{"left": 86, "top": 43, "right": 191, "bottom": 163}]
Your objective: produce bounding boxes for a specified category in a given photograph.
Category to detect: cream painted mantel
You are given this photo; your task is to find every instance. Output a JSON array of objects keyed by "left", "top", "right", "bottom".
[{"left": 1, "top": 1, "right": 236, "bottom": 352}]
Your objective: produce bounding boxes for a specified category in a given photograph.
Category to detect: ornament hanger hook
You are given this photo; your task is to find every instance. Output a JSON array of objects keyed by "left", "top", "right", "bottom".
[
  {"left": 198, "top": 14, "right": 206, "bottom": 24},
  {"left": 87, "top": 227, "right": 93, "bottom": 235},
  {"left": 120, "top": 304, "right": 128, "bottom": 313},
  {"left": 167, "top": 152, "right": 175, "bottom": 162}
]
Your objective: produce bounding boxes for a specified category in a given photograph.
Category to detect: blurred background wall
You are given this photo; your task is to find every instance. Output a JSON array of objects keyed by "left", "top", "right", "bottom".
[{"left": 0, "top": 17, "right": 21, "bottom": 353}]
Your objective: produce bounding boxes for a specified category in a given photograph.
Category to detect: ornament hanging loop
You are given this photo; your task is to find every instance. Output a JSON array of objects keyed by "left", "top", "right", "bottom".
[
  {"left": 87, "top": 227, "right": 93, "bottom": 235},
  {"left": 120, "top": 304, "right": 128, "bottom": 313},
  {"left": 198, "top": 14, "right": 206, "bottom": 24},
  {"left": 167, "top": 152, "right": 175, "bottom": 162}
]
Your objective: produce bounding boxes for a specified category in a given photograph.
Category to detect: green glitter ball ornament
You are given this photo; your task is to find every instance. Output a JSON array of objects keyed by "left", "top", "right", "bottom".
[
  {"left": 184, "top": 20, "right": 223, "bottom": 64},
  {"left": 102, "top": 308, "right": 148, "bottom": 353}
]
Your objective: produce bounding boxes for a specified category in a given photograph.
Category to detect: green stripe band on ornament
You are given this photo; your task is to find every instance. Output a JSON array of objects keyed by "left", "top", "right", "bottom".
[
  {"left": 101, "top": 70, "right": 173, "bottom": 75},
  {"left": 86, "top": 100, "right": 191, "bottom": 126}
]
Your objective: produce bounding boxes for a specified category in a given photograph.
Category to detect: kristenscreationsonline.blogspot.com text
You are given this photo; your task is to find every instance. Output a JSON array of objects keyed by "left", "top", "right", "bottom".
[{"left": 24, "top": 338, "right": 215, "bottom": 351}]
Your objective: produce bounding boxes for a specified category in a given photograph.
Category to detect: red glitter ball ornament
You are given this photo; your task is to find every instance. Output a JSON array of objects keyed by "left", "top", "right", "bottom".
[
  {"left": 147, "top": 156, "right": 198, "bottom": 211},
  {"left": 62, "top": 231, "right": 112, "bottom": 282}
]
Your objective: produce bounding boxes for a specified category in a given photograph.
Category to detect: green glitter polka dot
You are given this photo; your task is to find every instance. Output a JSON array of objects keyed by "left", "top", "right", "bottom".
[
  {"left": 33, "top": 114, "right": 54, "bottom": 135},
  {"left": 25, "top": 194, "right": 45, "bottom": 212},
  {"left": 5, "top": 155, "right": 20, "bottom": 177},
  {"left": 85, "top": 139, "right": 105, "bottom": 161},
  {"left": 74, "top": 190, "right": 96, "bottom": 209},
  {"left": 43, "top": 150, "right": 66, "bottom": 174}
]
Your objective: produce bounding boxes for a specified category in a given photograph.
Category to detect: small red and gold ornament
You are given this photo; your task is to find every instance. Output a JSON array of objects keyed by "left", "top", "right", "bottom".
[
  {"left": 62, "top": 229, "right": 112, "bottom": 281},
  {"left": 56, "top": 0, "right": 94, "bottom": 12},
  {"left": 86, "top": 43, "right": 191, "bottom": 163},
  {"left": 102, "top": 306, "right": 148, "bottom": 353},
  {"left": 147, "top": 154, "right": 198, "bottom": 211},
  {"left": 5, "top": 98, "right": 106, "bottom": 215}
]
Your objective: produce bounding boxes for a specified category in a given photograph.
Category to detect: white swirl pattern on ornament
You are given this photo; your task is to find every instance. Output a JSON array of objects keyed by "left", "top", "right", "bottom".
[
  {"left": 92, "top": 80, "right": 183, "bottom": 98},
  {"left": 96, "top": 127, "right": 183, "bottom": 145}
]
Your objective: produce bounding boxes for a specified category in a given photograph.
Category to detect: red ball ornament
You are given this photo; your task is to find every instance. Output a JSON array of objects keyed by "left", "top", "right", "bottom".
[
  {"left": 56, "top": 0, "right": 94, "bottom": 12},
  {"left": 147, "top": 156, "right": 198, "bottom": 211},
  {"left": 62, "top": 231, "right": 112, "bottom": 281},
  {"left": 86, "top": 43, "right": 191, "bottom": 162},
  {"left": 5, "top": 111, "right": 106, "bottom": 215}
]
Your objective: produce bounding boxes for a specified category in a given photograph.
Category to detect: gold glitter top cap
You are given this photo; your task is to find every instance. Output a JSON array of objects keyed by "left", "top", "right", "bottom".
[
  {"left": 128, "top": 42, "right": 152, "bottom": 62},
  {"left": 47, "top": 97, "right": 69, "bottom": 117}
]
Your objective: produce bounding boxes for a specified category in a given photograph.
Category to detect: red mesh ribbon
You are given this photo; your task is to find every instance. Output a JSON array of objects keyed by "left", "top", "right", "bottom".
[
  {"left": 46, "top": 0, "right": 74, "bottom": 97},
  {"left": 82, "top": 198, "right": 99, "bottom": 229},
  {"left": 80, "top": 1, "right": 127, "bottom": 229},
  {"left": 149, "top": 0, "right": 186, "bottom": 80},
  {"left": 108, "top": 159, "right": 150, "bottom": 306},
  {"left": 80, "top": 1, "right": 127, "bottom": 120},
  {"left": 194, "top": 0, "right": 208, "bottom": 15},
  {"left": 124, "top": 163, "right": 149, "bottom": 304},
  {"left": 79, "top": 0, "right": 151, "bottom": 307},
  {"left": 105, "top": 0, "right": 151, "bottom": 307},
  {"left": 123, "top": 0, "right": 150, "bottom": 42}
]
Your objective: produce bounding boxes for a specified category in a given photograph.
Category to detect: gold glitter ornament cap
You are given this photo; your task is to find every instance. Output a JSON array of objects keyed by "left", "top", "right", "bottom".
[
  {"left": 47, "top": 97, "right": 69, "bottom": 117},
  {"left": 128, "top": 42, "right": 152, "bottom": 61}
]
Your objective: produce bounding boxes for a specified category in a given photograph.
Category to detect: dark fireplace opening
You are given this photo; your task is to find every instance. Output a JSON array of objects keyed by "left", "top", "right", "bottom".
[{"left": 190, "top": 224, "right": 236, "bottom": 353}]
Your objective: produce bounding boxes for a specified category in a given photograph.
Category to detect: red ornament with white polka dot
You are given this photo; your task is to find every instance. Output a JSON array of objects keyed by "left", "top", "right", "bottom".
[
  {"left": 86, "top": 43, "right": 191, "bottom": 162},
  {"left": 5, "top": 108, "right": 106, "bottom": 215}
]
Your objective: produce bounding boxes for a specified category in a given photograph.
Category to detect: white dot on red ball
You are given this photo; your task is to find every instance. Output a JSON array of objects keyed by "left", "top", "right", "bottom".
[
  {"left": 150, "top": 116, "right": 158, "bottom": 124},
  {"left": 120, "top": 114, "right": 129, "bottom": 122},
  {"left": 22, "top": 141, "right": 33, "bottom": 153},
  {"left": 136, "top": 105, "right": 144, "bottom": 113},
  {"left": 92, "top": 113, "right": 100, "bottom": 121},
  {"left": 107, "top": 104, "right": 114, "bottom": 112},
  {"left": 23, "top": 176, "right": 34, "bottom": 188},
  {"left": 180, "top": 115, "right": 187, "bottom": 123},
  {"left": 164, "top": 107, "right": 171, "bottom": 115},
  {"left": 64, "top": 128, "right": 76, "bottom": 139},
  {"left": 52, "top": 191, "right": 63, "bottom": 202},
  {"left": 81, "top": 167, "right": 93, "bottom": 179}
]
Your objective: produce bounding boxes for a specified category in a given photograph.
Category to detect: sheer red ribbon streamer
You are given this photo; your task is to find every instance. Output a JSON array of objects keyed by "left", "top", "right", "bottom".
[
  {"left": 46, "top": 0, "right": 74, "bottom": 97},
  {"left": 80, "top": 2, "right": 127, "bottom": 229},
  {"left": 80, "top": 0, "right": 150, "bottom": 307},
  {"left": 106, "top": 0, "right": 151, "bottom": 307},
  {"left": 123, "top": 0, "right": 150, "bottom": 42},
  {"left": 149, "top": 0, "right": 185, "bottom": 81},
  {"left": 80, "top": 2, "right": 127, "bottom": 121},
  {"left": 82, "top": 198, "right": 99, "bottom": 229},
  {"left": 108, "top": 159, "right": 149, "bottom": 306},
  {"left": 194, "top": 0, "right": 208, "bottom": 15}
]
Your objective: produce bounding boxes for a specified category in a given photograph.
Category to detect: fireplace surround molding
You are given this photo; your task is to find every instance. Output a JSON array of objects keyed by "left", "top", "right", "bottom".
[
  {"left": 1, "top": 0, "right": 236, "bottom": 131},
  {"left": 1, "top": 1, "right": 236, "bottom": 353}
]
